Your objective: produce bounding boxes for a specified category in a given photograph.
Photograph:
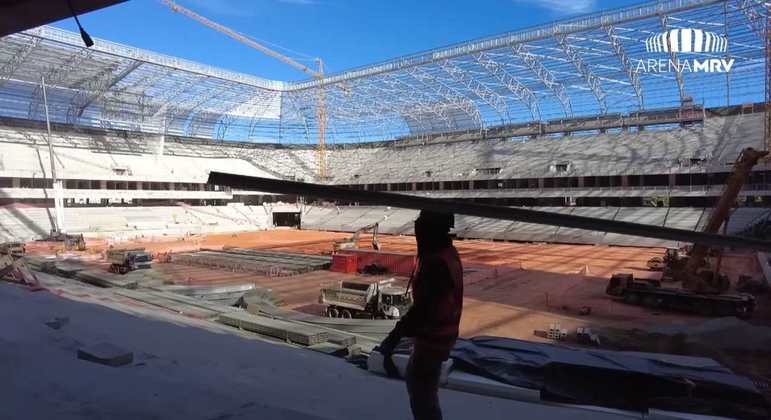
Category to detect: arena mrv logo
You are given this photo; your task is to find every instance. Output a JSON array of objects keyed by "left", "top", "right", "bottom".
[{"left": 635, "top": 28, "right": 733, "bottom": 73}]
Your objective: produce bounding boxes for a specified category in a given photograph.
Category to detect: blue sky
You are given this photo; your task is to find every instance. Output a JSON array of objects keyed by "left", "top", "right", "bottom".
[{"left": 52, "top": 0, "right": 643, "bottom": 82}]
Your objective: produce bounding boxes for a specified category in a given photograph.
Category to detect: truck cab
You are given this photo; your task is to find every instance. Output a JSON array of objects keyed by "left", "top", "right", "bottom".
[{"left": 378, "top": 286, "right": 411, "bottom": 319}]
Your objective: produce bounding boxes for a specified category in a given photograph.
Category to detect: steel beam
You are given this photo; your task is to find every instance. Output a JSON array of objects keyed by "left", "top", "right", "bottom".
[
  {"left": 473, "top": 52, "right": 540, "bottom": 120},
  {"left": 408, "top": 66, "right": 483, "bottom": 129},
  {"left": 208, "top": 171, "right": 771, "bottom": 252},
  {"left": 25, "top": 26, "right": 282, "bottom": 90},
  {"left": 515, "top": 44, "right": 572, "bottom": 117},
  {"left": 602, "top": 22, "right": 644, "bottom": 109},
  {"left": 75, "top": 61, "right": 142, "bottom": 117},
  {"left": 0, "top": 37, "right": 40, "bottom": 89},
  {"left": 659, "top": 14, "right": 687, "bottom": 102},
  {"left": 738, "top": 0, "right": 768, "bottom": 41},
  {"left": 379, "top": 75, "right": 457, "bottom": 130},
  {"left": 286, "top": 0, "right": 726, "bottom": 90},
  {"left": 27, "top": 47, "right": 93, "bottom": 118},
  {"left": 437, "top": 59, "right": 510, "bottom": 123},
  {"left": 555, "top": 30, "right": 608, "bottom": 114}
]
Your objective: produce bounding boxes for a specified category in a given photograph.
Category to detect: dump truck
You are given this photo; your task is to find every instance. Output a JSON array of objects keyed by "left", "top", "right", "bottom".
[
  {"left": 319, "top": 278, "right": 411, "bottom": 319},
  {"left": 106, "top": 248, "right": 153, "bottom": 274},
  {"left": 606, "top": 273, "right": 755, "bottom": 318}
]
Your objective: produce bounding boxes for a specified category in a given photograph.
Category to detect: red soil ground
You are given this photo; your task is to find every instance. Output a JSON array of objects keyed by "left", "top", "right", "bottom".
[{"left": 30, "top": 229, "right": 762, "bottom": 341}]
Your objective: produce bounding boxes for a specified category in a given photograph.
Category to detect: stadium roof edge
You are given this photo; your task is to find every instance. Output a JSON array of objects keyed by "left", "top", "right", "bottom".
[
  {"left": 28, "top": 0, "right": 725, "bottom": 92},
  {"left": 285, "top": 0, "right": 725, "bottom": 91},
  {"left": 24, "top": 26, "right": 286, "bottom": 91}
]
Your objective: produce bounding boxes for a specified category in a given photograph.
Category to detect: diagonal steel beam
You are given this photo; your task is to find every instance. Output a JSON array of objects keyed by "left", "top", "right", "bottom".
[
  {"left": 76, "top": 61, "right": 142, "bottom": 117},
  {"left": 472, "top": 52, "right": 540, "bottom": 120},
  {"left": 0, "top": 37, "right": 40, "bottom": 89},
  {"left": 738, "top": 0, "right": 768, "bottom": 41},
  {"left": 408, "top": 66, "right": 483, "bottom": 128},
  {"left": 602, "top": 22, "right": 643, "bottom": 109},
  {"left": 514, "top": 44, "right": 572, "bottom": 117},
  {"left": 659, "top": 14, "right": 687, "bottom": 102},
  {"left": 555, "top": 29, "right": 608, "bottom": 114},
  {"left": 208, "top": 171, "right": 771, "bottom": 252},
  {"left": 281, "top": 91, "right": 313, "bottom": 143},
  {"left": 437, "top": 59, "right": 510, "bottom": 123},
  {"left": 379, "top": 75, "right": 457, "bottom": 130},
  {"left": 27, "top": 47, "right": 93, "bottom": 118}
]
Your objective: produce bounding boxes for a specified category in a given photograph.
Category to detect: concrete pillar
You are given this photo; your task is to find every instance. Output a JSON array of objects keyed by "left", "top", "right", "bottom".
[
  {"left": 621, "top": 176, "right": 629, "bottom": 187},
  {"left": 157, "top": 134, "right": 165, "bottom": 156},
  {"left": 100, "top": 180, "right": 107, "bottom": 189},
  {"left": 668, "top": 173, "right": 676, "bottom": 188},
  {"left": 12, "top": 177, "right": 19, "bottom": 188},
  {"left": 137, "top": 181, "right": 143, "bottom": 190},
  {"left": 538, "top": 178, "right": 544, "bottom": 189},
  {"left": 578, "top": 177, "right": 585, "bottom": 188},
  {"left": 53, "top": 179, "right": 65, "bottom": 233}
]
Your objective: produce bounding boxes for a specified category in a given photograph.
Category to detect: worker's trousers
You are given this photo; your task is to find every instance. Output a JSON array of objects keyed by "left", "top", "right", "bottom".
[{"left": 405, "top": 345, "right": 448, "bottom": 420}]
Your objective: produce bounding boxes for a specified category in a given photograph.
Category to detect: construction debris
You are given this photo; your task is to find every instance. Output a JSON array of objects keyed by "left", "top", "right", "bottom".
[{"left": 77, "top": 342, "right": 134, "bottom": 367}]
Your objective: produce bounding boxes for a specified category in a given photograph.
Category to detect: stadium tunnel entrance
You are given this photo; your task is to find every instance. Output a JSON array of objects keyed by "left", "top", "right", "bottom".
[{"left": 273, "top": 211, "right": 301, "bottom": 228}]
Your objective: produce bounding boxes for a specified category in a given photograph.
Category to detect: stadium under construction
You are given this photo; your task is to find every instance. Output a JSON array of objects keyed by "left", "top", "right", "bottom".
[{"left": 2, "top": 0, "right": 771, "bottom": 419}]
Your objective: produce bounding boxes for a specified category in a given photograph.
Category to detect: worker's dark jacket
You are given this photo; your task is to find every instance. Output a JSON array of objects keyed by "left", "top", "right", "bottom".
[{"left": 393, "top": 246, "right": 463, "bottom": 358}]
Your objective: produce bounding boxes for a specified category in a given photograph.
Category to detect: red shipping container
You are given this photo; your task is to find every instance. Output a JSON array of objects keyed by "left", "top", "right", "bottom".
[
  {"left": 330, "top": 253, "right": 358, "bottom": 273},
  {"left": 344, "top": 249, "right": 416, "bottom": 276}
]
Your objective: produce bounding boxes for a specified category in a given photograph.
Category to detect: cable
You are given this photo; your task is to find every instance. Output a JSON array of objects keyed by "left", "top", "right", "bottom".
[{"left": 65, "top": 0, "right": 94, "bottom": 47}]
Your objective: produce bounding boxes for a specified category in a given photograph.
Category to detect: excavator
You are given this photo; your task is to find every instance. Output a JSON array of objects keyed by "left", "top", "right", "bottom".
[
  {"left": 333, "top": 221, "right": 382, "bottom": 252},
  {"left": 607, "top": 147, "right": 768, "bottom": 317}
]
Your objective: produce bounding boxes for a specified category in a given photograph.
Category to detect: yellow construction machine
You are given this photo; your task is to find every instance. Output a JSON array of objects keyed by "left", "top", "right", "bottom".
[{"left": 608, "top": 147, "right": 768, "bottom": 317}]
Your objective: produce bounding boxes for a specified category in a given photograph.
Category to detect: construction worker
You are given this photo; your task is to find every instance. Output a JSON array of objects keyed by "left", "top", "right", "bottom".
[{"left": 378, "top": 210, "right": 463, "bottom": 420}]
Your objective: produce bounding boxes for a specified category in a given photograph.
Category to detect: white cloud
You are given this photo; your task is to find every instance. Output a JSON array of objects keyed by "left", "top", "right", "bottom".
[{"left": 515, "top": 0, "right": 596, "bottom": 15}]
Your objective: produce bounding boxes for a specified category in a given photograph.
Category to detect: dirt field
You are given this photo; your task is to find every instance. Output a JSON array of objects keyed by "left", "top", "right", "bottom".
[{"left": 36, "top": 228, "right": 764, "bottom": 342}]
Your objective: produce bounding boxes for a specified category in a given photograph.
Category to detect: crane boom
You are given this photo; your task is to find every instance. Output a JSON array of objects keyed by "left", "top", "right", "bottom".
[
  {"left": 682, "top": 147, "right": 768, "bottom": 292},
  {"left": 161, "top": 0, "right": 321, "bottom": 78},
  {"left": 160, "top": 0, "right": 328, "bottom": 180}
]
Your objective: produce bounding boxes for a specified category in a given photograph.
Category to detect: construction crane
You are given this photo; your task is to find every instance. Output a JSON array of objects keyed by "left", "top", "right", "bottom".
[
  {"left": 608, "top": 147, "right": 768, "bottom": 318},
  {"left": 679, "top": 147, "right": 769, "bottom": 293},
  {"left": 160, "top": 0, "right": 327, "bottom": 180}
]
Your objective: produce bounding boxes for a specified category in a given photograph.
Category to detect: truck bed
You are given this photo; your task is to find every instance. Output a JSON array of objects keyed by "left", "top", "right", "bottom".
[{"left": 320, "top": 287, "right": 369, "bottom": 311}]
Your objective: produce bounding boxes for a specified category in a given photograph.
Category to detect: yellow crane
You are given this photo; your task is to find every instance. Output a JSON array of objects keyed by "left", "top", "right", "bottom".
[{"left": 160, "top": 0, "right": 327, "bottom": 180}]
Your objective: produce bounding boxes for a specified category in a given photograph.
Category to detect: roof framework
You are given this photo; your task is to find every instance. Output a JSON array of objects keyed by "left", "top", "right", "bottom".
[{"left": 0, "top": 0, "right": 766, "bottom": 144}]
